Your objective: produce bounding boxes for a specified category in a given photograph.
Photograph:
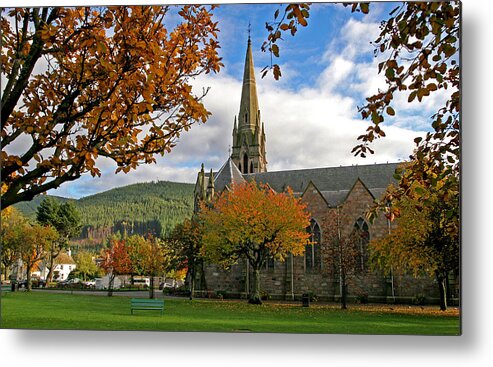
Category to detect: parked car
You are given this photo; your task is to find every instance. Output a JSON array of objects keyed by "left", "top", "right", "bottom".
[
  {"left": 15, "top": 278, "right": 47, "bottom": 289},
  {"left": 82, "top": 280, "right": 96, "bottom": 288},
  {"left": 32, "top": 278, "right": 47, "bottom": 288},
  {"left": 159, "top": 281, "right": 176, "bottom": 290},
  {"left": 58, "top": 278, "right": 81, "bottom": 288},
  {"left": 132, "top": 276, "right": 150, "bottom": 289}
]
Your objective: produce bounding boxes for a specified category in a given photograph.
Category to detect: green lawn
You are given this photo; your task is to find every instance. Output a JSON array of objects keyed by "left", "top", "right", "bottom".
[{"left": 0, "top": 292, "right": 460, "bottom": 335}]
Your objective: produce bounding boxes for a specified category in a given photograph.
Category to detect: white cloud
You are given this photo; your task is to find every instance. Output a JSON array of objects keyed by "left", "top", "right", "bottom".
[
  {"left": 50, "top": 12, "right": 432, "bottom": 199},
  {"left": 319, "top": 56, "right": 355, "bottom": 92}
]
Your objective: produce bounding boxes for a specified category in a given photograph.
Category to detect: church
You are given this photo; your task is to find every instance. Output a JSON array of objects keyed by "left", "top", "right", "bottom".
[{"left": 193, "top": 37, "right": 448, "bottom": 303}]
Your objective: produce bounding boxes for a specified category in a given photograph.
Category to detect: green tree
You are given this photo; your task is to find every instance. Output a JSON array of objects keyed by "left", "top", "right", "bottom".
[
  {"left": 36, "top": 197, "right": 81, "bottom": 282},
  {"left": 200, "top": 181, "right": 310, "bottom": 304},
  {"left": 73, "top": 250, "right": 99, "bottom": 281},
  {"left": 1, "top": 5, "right": 222, "bottom": 209}
]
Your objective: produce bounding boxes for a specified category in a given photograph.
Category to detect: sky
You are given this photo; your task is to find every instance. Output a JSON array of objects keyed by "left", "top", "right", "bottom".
[{"left": 4, "top": 2, "right": 448, "bottom": 199}]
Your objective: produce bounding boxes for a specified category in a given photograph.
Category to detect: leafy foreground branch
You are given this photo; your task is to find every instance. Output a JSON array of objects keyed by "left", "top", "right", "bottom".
[{"left": 1, "top": 6, "right": 223, "bottom": 208}]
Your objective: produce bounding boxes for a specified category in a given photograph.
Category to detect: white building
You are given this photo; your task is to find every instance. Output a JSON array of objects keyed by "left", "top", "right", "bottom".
[{"left": 32, "top": 250, "right": 76, "bottom": 281}]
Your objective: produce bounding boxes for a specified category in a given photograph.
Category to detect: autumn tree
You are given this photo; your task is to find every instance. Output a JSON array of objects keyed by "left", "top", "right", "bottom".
[
  {"left": 168, "top": 217, "right": 204, "bottom": 300},
  {"left": 16, "top": 222, "right": 58, "bottom": 291},
  {"left": 1, "top": 206, "right": 23, "bottom": 281},
  {"left": 129, "top": 235, "right": 171, "bottom": 299},
  {"left": 36, "top": 197, "right": 81, "bottom": 282},
  {"left": 369, "top": 180, "right": 459, "bottom": 311},
  {"left": 19, "top": 224, "right": 58, "bottom": 291},
  {"left": 126, "top": 234, "right": 150, "bottom": 279},
  {"left": 1, "top": 5, "right": 222, "bottom": 209},
  {"left": 200, "top": 181, "right": 310, "bottom": 304},
  {"left": 264, "top": 2, "right": 460, "bottom": 227},
  {"left": 146, "top": 237, "right": 176, "bottom": 299},
  {"left": 321, "top": 211, "right": 365, "bottom": 310},
  {"left": 100, "top": 238, "right": 132, "bottom": 296}
]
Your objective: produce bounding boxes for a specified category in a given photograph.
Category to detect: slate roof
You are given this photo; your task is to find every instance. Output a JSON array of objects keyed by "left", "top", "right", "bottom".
[
  {"left": 206, "top": 160, "right": 399, "bottom": 207},
  {"left": 252, "top": 163, "right": 399, "bottom": 207},
  {"left": 213, "top": 157, "right": 245, "bottom": 192}
]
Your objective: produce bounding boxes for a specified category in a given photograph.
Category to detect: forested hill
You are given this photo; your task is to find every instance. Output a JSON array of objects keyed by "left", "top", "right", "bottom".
[
  {"left": 14, "top": 181, "right": 195, "bottom": 242},
  {"left": 14, "top": 195, "right": 74, "bottom": 217}
]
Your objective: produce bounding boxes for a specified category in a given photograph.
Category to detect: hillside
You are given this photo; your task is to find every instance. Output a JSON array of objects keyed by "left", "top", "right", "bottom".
[
  {"left": 14, "top": 180, "right": 195, "bottom": 242},
  {"left": 14, "top": 195, "right": 74, "bottom": 218}
]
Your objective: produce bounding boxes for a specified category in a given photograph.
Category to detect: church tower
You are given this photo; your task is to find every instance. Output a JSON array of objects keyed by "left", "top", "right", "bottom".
[{"left": 231, "top": 36, "right": 267, "bottom": 174}]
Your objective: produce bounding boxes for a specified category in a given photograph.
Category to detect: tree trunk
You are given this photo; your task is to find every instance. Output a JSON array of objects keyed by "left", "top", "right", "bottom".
[
  {"left": 436, "top": 271, "right": 447, "bottom": 311},
  {"left": 2, "top": 263, "right": 7, "bottom": 281},
  {"left": 341, "top": 274, "right": 347, "bottom": 310},
  {"left": 46, "top": 254, "right": 55, "bottom": 283},
  {"left": 445, "top": 272, "right": 452, "bottom": 305},
  {"left": 189, "top": 266, "right": 195, "bottom": 300},
  {"left": 200, "top": 261, "right": 207, "bottom": 292},
  {"left": 107, "top": 273, "right": 115, "bottom": 297},
  {"left": 249, "top": 267, "right": 262, "bottom": 305},
  {"left": 149, "top": 276, "right": 155, "bottom": 299},
  {"left": 26, "top": 264, "right": 33, "bottom": 292},
  {"left": 46, "top": 248, "right": 62, "bottom": 282}
]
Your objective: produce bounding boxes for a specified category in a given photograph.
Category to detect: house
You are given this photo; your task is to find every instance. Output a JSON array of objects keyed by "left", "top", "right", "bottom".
[{"left": 32, "top": 249, "right": 76, "bottom": 281}]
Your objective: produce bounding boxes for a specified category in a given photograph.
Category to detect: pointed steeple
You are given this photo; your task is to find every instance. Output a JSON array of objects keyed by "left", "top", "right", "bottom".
[
  {"left": 238, "top": 37, "right": 259, "bottom": 131},
  {"left": 231, "top": 36, "right": 267, "bottom": 174}
]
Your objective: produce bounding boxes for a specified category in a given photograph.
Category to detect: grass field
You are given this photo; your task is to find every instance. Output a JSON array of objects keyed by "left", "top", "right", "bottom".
[{"left": 0, "top": 292, "right": 460, "bottom": 335}]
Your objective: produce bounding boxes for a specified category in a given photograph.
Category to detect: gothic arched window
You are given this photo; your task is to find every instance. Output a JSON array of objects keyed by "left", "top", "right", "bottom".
[
  {"left": 354, "top": 217, "right": 370, "bottom": 272},
  {"left": 250, "top": 161, "right": 254, "bottom": 173},
  {"left": 305, "top": 219, "right": 321, "bottom": 272},
  {"left": 243, "top": 153, "right": 249, "bottom": 174},
  {"left": 265, "top": 255, "right": 275, "bottom": 272}
]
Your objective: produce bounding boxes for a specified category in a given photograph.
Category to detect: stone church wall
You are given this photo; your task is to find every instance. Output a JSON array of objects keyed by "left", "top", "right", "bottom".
[{"left": 197, "top": 178, "right": 443, "bottom": 305}]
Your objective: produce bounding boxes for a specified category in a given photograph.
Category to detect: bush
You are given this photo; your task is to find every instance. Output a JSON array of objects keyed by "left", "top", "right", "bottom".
[{"left": 260, "top": 290, "right": 270, "bottom": 301}]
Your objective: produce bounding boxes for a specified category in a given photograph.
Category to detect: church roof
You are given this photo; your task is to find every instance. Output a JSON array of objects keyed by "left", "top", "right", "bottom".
[
  {"left": 207, "top": 160, "right": 399, "bottom": 206},
  {"left": 213, "top": 157, "right": 245, "bottom": 192},
  {"left": 244, "top": 162, "right": 399, "bottom": 207}
]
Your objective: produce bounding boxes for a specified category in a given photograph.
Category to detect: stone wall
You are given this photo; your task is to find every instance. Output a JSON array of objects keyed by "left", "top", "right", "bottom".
[
  {"left": 200, "top": 256, "right": 440, "bottom": 303},
  {"left": 197, "top": 179, "right": 453, "bottom": 305}
]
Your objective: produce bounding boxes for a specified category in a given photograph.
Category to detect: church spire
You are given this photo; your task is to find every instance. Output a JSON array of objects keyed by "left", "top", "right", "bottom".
[
  {"left": 238, "top": 35, "right": 259, "bottom": 131},
  {"left": 231, "top": 35, "right": 267, "bottom": 174}
]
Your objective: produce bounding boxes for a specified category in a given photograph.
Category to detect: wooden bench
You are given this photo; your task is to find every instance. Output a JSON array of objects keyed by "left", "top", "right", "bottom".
[{"left": 130, "top": 298, "right": 164, "bottom": 315}]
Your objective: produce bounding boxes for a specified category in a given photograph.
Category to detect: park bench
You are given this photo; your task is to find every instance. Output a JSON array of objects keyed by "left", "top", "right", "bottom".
[{"left": 130, "top": 298, "right": 164, "bottom": 315}]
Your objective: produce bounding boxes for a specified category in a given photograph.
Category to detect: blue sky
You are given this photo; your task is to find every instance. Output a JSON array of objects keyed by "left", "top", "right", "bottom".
[{"left": 4, "top": 1, "right": 446, "bottom": 199}]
